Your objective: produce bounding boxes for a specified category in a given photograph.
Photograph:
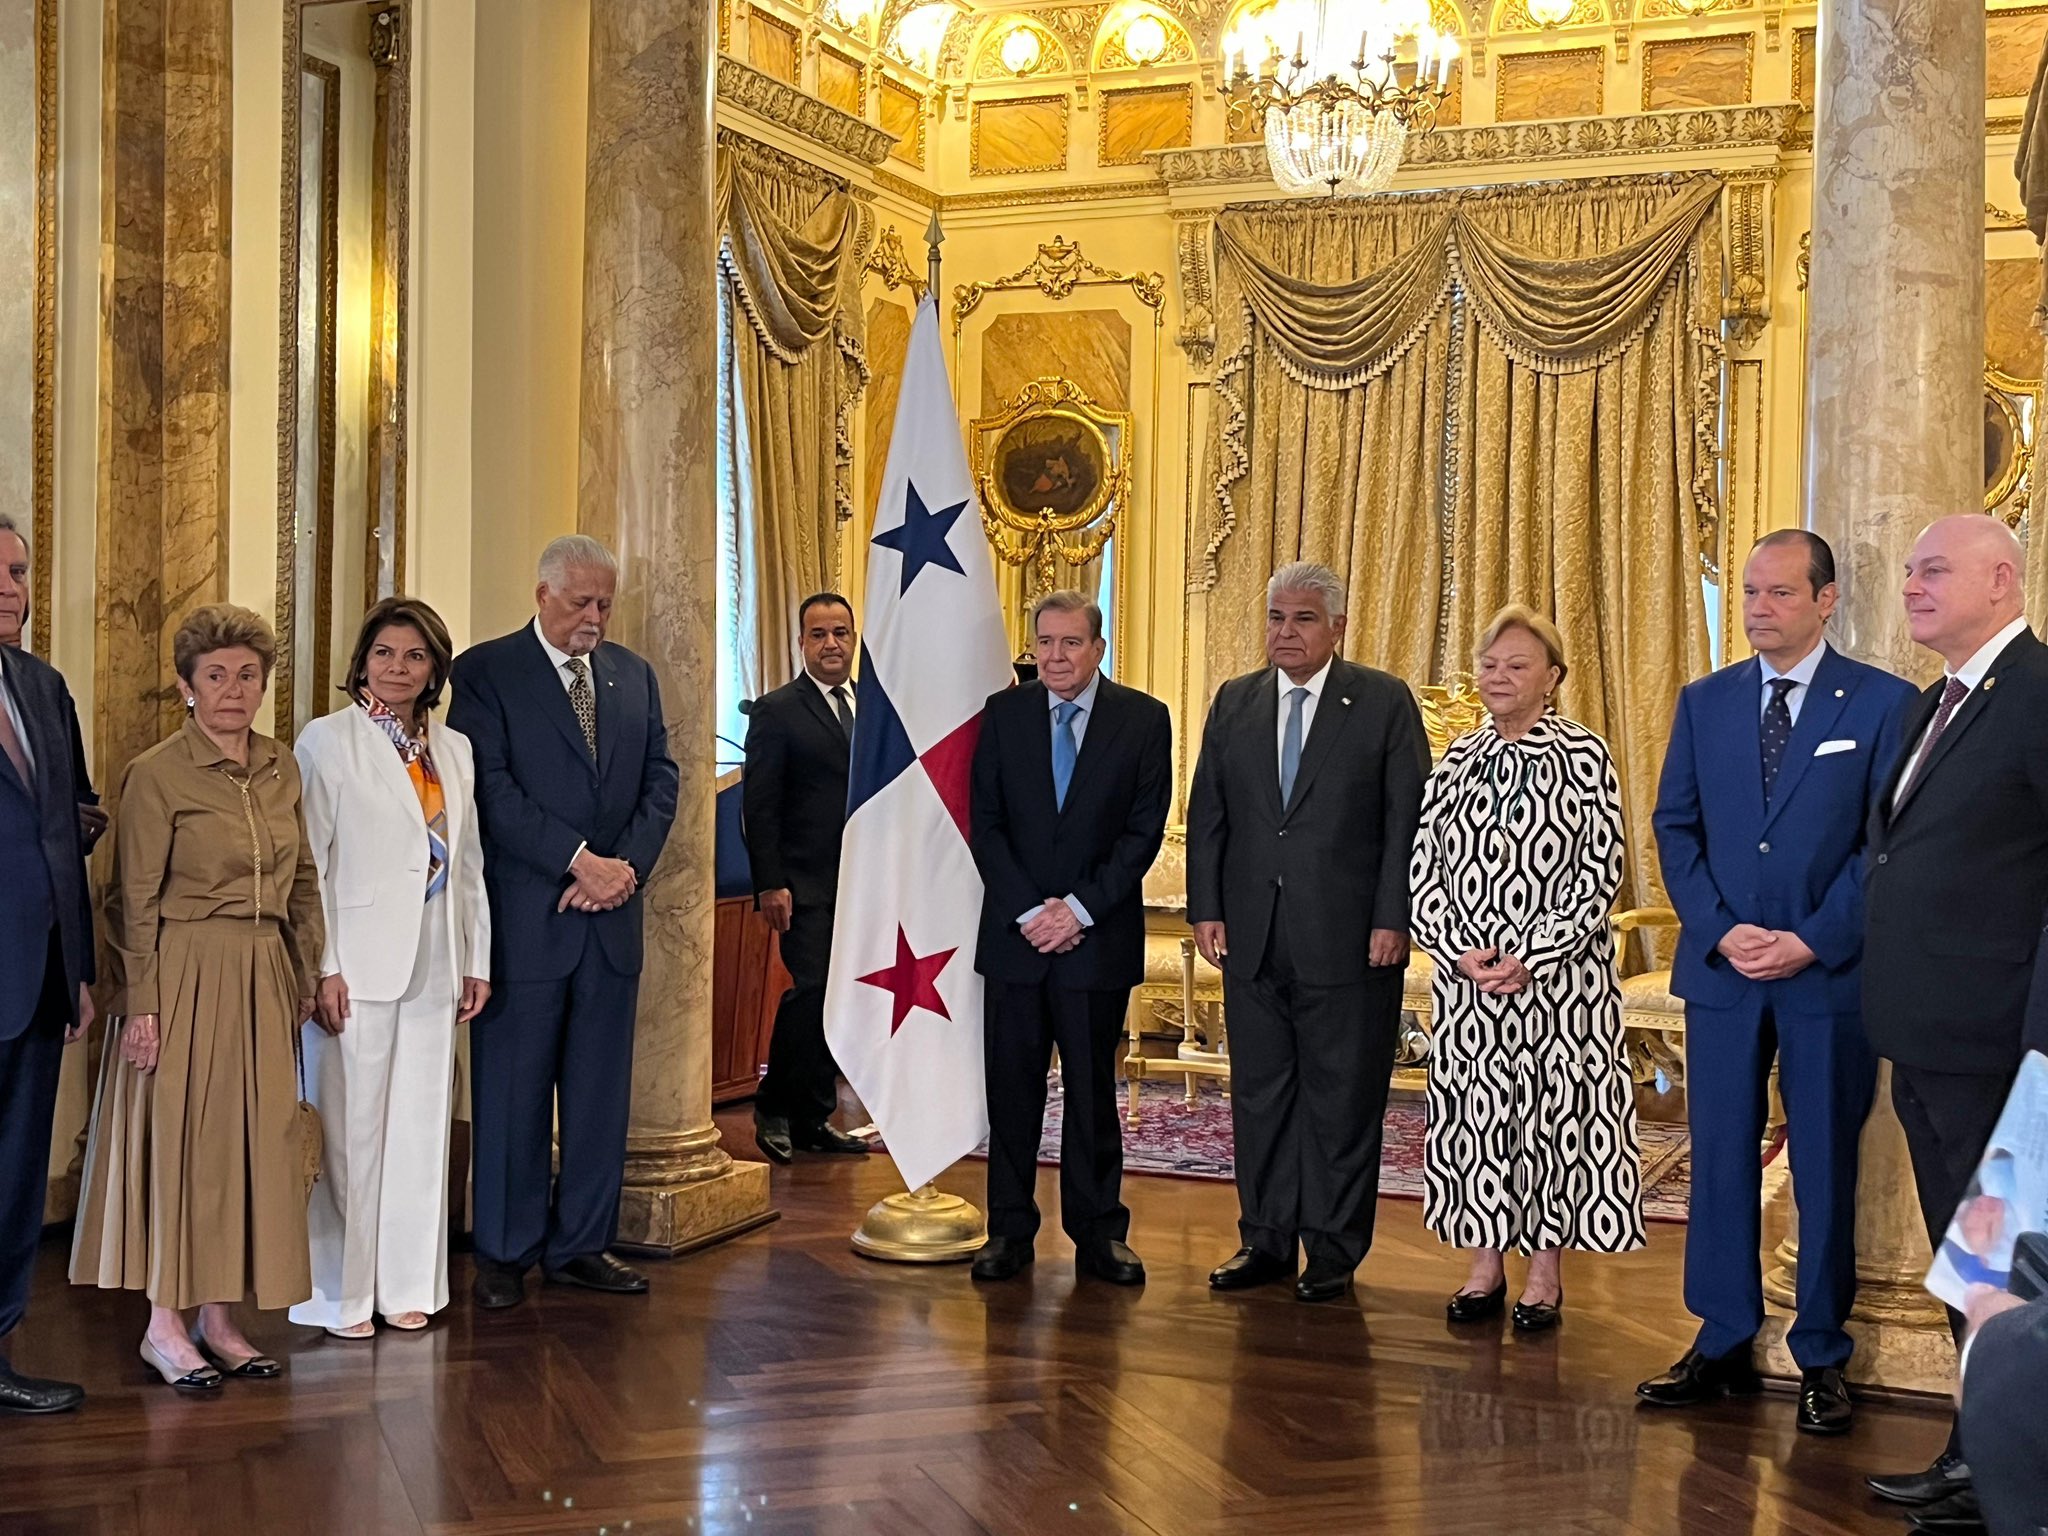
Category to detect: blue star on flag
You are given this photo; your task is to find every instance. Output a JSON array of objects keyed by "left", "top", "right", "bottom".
[{"left": 872, "top": 481, "right": 967, "bottom": 595}]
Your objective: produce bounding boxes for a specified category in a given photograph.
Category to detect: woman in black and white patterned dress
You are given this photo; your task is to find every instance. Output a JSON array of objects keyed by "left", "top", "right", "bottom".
[{"left": 1409, "top": 605, "right": 1644, "bottom": 1332}]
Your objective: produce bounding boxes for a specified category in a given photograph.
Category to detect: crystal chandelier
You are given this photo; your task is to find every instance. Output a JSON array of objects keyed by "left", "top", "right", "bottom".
[{"left": 1225, "top": 0, "right": 1458, "bottom": 197}]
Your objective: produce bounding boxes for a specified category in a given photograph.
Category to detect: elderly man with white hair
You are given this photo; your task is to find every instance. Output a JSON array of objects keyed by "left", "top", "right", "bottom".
[
  {"left": 447, "top": 535, "right": 679, "bottom": 1310},
  {"left": 1186, "top": 561, "right": 1429, "bottom": 1304},
  {"left": 1860, "top": 513, "right": 2048, "bottom": 1526}
]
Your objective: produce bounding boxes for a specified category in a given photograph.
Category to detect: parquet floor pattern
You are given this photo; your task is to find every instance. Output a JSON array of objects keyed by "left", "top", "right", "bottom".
[{"left": 0, "top": 1108, "right": 1951, "bottom": 1536}]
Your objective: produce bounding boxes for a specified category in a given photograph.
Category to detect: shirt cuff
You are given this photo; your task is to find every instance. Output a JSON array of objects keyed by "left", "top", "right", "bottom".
[
  {"left": 566, "top": 840, "right": 588, "bottom": 874},
  {"left": 1017, "top": 903, "right": 1045, "bottom": 927},
  {"left": 1064, "top": 894, "right": 1094, "bottom": 928}
]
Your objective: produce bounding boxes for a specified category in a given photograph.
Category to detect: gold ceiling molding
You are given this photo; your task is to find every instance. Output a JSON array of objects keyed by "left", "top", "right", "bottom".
[
  {"left": 1720, "top": 166, "right": 1773, "bottom": 348},
  {"left": 30, "top": 0, "right": 55, "bottom": 645},
  {"left": 874, "top": 165, "right": 943, "bottom": 206},
  {"left": 716, "top": 54, "right": 898, "bottom": 165},
  {"left": 1491, "top": 0, "right": 1604, "bottom": 30},
  {"left": 1637, "top": 0, "right": 1753, "bottom": 14},
  {"left": 1989, "top": 202, "right": 2028, "bottom": 229},
  {"left": 1991, "top": 114, "right": 2025, "bottom": 135},
  {"left": 942, "top": 177, "right": 1162, "bottom": 209},
  {"left": 865, "top": 223, "right": 932, "bottom": 298},
  {"left": 953, "top": 233, "right": 1165, "bottom": 329},
  {"left": 1153, "top": 102, "right": 1802, "bottom": 183}
]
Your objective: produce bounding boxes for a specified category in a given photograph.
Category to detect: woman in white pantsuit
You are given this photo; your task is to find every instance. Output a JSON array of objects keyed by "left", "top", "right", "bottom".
[{"left": 291, "top": 598, "right": 491, "bottom": 1338}]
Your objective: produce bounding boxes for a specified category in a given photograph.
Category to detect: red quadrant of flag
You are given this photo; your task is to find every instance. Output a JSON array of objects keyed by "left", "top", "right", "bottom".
[
  {"left": 918, "top": 714, "right": 984, "bottom": 843},
  {"left": 856, "top": 927, "right": 958, "bottom": 1035}
]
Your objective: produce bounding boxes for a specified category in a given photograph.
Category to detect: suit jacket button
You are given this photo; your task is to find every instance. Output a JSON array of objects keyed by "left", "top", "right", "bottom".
[
  {"left": 1758, "top": 841, "right": 1770, "bottom": 853},
  {"left": 1876, "top": 853, "right": 1889, "bottom": 865},
  {"left": 1277, "top": 829, "right": 1287, "bottom": 838}
]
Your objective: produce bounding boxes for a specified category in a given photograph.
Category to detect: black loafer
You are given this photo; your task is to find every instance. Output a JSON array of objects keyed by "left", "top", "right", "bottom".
[
  {"left": 0, "top": 1361, "right": 84, "bottom": 1415},
  {"left": 1637, "top": 1345, "right": 1763, "bottom": 1406},
  {"left": 1295, "top": 1264, "right": 1353, "bottom": 1303},
  {"left": 1907, "top": 1487, "right": 1986, "bottom": 1534},
  {"left": 1075, "top": 1240, "right": 1146, "bottom": 1286},
  {"left": 545, "top": 1253, "right": 649, "bottom": 1294},
  {"left": 1796, "top": 1366, "right": 1852, "bottom": 1435},
  {"left": 1869, "top": 1452, "right": 1972, "bottom": 1507},
  {"left": 1446, "top": 1282, "right": 1507, "bottom": 1323},
  {"left": 472, "top": 1266, "right": 526, "bottom": 1310},
  {"left": 1512, "top": 1291, "right": 1564, "bottom": 1333},
  {"left": 970, "top": 1235, "right": 1034, "bottom": 1281},
  {"left": 754, "top": 1112, "right": 794, "bottom": 1166},
  {"left": 792, "top": 1122, "right": 870, "bottom": 1156},
  {"left": 199, "top": 1346, "right": 284, "bottom": 1380},
  {"left": 1208, "top": 1246, "right": 1295, "bottom": 1291}
]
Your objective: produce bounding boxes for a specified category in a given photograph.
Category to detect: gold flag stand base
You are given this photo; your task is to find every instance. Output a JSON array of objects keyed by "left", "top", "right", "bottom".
[{"left": 851, "top": 1182, "right": 986, "bottom": 1263}]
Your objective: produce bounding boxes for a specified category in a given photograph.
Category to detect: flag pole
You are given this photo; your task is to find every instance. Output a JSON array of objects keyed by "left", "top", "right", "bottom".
[{"left": 850, "top": 209, "right": 989, "bottom": 1265}]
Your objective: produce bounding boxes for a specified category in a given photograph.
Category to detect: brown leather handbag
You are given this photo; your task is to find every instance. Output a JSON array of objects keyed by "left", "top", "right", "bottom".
[{"left": 292, "top": 1021, "right": 324, "bottom": 1200}]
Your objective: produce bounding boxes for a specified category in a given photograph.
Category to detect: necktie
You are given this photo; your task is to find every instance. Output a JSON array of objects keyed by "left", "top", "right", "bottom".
[
  {"left": 1052, "top": 700, "right": 1080, "bottom": 810},
  {"left": 1760, "top": 677, "right": 1797, "bottom": 805},
  {"left": 0, "top": 693, "right": 30, "bottom": 789},
  {"left": 565, "top": 657, "right": 597, "bottom": 760},
  {"left": 830, "top": 685, "right": 854, "bottom": 742},
  {"left": 1280, "top": 686, "right": 1308, "bottom": 809},
  {"left": 1897, "top": 674, "right": 1970, "bottom": 804}
]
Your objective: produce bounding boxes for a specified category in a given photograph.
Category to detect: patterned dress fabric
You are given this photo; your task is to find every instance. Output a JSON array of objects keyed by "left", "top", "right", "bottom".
[{"left": 1408, "top": 714, "right": 1645, "bottom": 1255}]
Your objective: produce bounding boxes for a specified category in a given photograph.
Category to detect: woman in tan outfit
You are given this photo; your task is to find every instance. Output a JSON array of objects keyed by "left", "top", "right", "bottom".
[{"left": 71, "top": 605, "right": 324, "bottom": 1391}]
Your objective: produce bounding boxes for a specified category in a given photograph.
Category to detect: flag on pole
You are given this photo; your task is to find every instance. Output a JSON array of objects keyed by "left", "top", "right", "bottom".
[{"left": 825, "top": 294, "right": 1014, "bottom": 1194}]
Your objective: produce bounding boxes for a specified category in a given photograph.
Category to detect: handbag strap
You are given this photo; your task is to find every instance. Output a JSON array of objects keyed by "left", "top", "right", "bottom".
[{"left": 292, "top": 1015, "right": 309, "bottom": 1102}]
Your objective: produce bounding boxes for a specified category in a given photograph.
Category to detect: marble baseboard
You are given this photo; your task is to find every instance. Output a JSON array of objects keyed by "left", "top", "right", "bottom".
[
  {"left": 1756, "top": 1313, "right": 1957, "bottom": 1398},
  {"left": 615, "top": 1158, "right": 777, "bottom": 1257}
]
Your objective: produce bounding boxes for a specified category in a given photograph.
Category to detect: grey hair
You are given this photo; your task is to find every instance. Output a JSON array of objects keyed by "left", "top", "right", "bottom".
[
  {"left": 537, "top": 534, "right": 619, "bottom": 588},
  {"left": 0, "top": 510, "right": 28, "bottom": 564},
  {"left": 1030, "top": 588, "right": 1103, "bottom": 641},
  {"left": 1267, "top": 560, "right": 1345, "bottom": 618}
]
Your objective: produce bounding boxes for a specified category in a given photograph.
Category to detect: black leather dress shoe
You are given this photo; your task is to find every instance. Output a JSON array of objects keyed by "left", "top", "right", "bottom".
[
  {"left": 1295, "top": 1264, "right": 1353, "bottom": 1303},
  {"left": 1075, "top": 1240, "right": 1146, "bottom": 1286},
  {"left": 1446, "top": 1282, "right": 1507, "bottom": 1323},
  {"left": 1208, "top": 1247, "right": 1295, "bottom": 1291},
  {"left": 472, "top": 1267, "right": 525, "bottom": 1310},
  {"left": 792, "top": 1122, "right": 870, "bottom": 1156},
  {"left": 1636, "top": 1346, "right": 1764, "bottom": 1406},
  {"left": 1512, "top": 1291, "right": 1564, "bottom": 1333},
  {"left": 1907, "top": 1487, "right": 1986, "bottom": 1534},
  {"left": 970, "top": 1236, "right": 1034, "bottom": 1281},
  {"left": 546, "top": 1253, "right": 649, "bottom": 1294},
  {"left": 1796, "top": 1367, "right": 1852, "bottom": 1435},
  {"left": 1868, "top": 1452, "right": 1971, "bottom": 1507},
  {"left": 754, "top": 1112, "right": 794, "bottom": 1166},
  {"left": 0, "top": 1360, "right": 84, "bottom": 1415}
]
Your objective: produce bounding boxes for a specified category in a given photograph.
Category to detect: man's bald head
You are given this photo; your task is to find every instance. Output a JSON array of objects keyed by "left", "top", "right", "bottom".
[{"left": 1902, "top": 513, "right": 2028, "bottom": 668}]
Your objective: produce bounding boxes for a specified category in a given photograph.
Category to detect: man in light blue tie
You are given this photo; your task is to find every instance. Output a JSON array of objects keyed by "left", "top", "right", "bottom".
[{"left": 967, "top": 591, "right": 1173, "bottom": 1284}]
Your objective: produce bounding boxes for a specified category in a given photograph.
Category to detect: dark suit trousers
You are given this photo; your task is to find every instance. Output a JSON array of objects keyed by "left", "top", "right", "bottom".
[
  {"left": 0, "top": 932, "right": 67, "bottom": 1342},
  {"left": 470, "top": 932, "right": 640, "bottom": 1272},
  {"left": 1225, "top": 919, "right": 1401, "bottom": 1272},
  {"left": 1684, "top": 999, "right": 1874, "bottom": 1368},
  {"left": 1893, "top": 1061, "right": 2018, "bottom": 1455},
  {"left": 984, "top": 979, "right": 1131, "bottom": 1246},
  {"left": 757, "top": 899, "right": 843, "bottom": 1125}
]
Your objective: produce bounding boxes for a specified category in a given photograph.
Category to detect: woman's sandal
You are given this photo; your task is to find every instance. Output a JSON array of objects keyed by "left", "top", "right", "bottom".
[{"left": 325, "top": 1320, "right": 377, "bottom": 1340}]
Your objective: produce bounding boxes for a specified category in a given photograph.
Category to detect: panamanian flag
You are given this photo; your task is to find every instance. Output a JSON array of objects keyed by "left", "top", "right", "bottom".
[{"left": 825, "top": 295, "right": 1014, "bottom": 1194}]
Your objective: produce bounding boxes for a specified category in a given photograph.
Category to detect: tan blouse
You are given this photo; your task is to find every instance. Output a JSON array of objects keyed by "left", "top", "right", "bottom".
[{"left": 102, "top": 719, "right": 326, "bottom": 1016}]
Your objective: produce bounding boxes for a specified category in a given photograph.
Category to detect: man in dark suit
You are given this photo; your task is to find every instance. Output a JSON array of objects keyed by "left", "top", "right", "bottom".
[
  {"left": 1642, "top": 530, "right": 1916, "bottom": 1434},
  {"left": 1956, "top": 1283, "right": 2048, "bottom": 1536},
  {"left": 1860, "top": 513, "right": 2048, "bottom": 1517},
  {"left": 0, "top": 517, "right": 106, "bottom": 856},
  {"left": 1187, "top": 560, "right": 1429, "bottom": 1303},
  {"left": 449, "top": 534, "right": 680, "bottom": 1309},
  {"left": 742, "top": 592, "right": 868, "bottom": 1164},
  {"left": 0, "top": 512, "right": 93, "bottom": 1414},
  {"left": 966, "top": 590, "right": 1172, "bottom": 1285}
]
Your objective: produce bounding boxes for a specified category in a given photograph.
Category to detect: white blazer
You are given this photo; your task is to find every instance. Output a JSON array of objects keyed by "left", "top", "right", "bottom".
[{"left": 295, "top": 704, "right": 491, "bottom": 1003}]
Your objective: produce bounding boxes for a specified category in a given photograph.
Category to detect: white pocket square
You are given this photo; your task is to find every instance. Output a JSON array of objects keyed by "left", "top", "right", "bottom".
[{"left": 1814, "top": 739, "right": 1857, "bottom": 756}]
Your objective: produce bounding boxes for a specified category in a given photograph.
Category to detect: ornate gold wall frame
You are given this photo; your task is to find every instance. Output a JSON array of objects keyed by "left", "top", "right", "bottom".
[
  {"left": 275, "top": 0, "right": 413, "bottom": 742},
  {"left": 28, "top": 0, "right": 56, "bottom": 649},
  {"left": 969, "top": 92, "right": 1071, "bottom": 176},
  {"left": 864, "top": 224, "right": 930, "bottom": 299},
  {"left": 1097, "top": 81, "right": 1194, "bottom": 167},
  {"left": 1985, "top": 363, "right": 2038, "bottom": 524},
  {"left": 1639, "top": 32, "right": 1755, "bottom": 113},
  {"left": 972, "top": 376, "right": 1134, "bottom": 597},
  {"left": 952, "top": 234, "right": 1166, "bottom": 331},
  {"left": 1720, "top": 167, "right": 1773, "bottom": 350}
]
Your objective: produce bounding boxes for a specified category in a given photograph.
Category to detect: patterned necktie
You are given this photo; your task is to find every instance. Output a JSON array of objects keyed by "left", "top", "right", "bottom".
[
  {"left": 565, "top": 657, "right": 597, "bottom": 760},
  {"left": 830, "top": 685, "right": 854, "bottom": 742},
  {"left": 0, "top": 691, "right": 30, "bottom": 789},
  {"left": 1052, "top": 700, "right": 1080, "bottom": 810},
  {"left": 1897, "top": 674, "right": 1970, "bottom": 804},
  {"left": 1280, "top": 686, "right": 1308, "bottom": 809},
  {"left": 1760, "top": 676, "right": 1797, "bottom": 805}
]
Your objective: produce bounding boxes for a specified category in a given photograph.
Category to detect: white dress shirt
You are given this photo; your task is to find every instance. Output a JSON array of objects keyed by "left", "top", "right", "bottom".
[
  {"left": 1276, "top": 656, "right": 1334, "bottom": 783},
  {"left": 1892, "top": 615, "right": 2030, "bottom": 800},
  {"left": 808, "top": 671, "right": 856, "bottom": 721},
  {"left": 0, "top": 652, "right": 37, "bottom": 782},
  {"left": 1757, "top": 638, "right": 1828, "bottom": 727},
  {"left": 1017, "top": 672, "right": 1103, "bottom": 931}
]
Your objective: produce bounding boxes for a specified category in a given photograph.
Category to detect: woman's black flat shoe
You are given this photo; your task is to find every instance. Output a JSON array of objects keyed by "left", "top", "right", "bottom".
[
  {"left": 1446, "top": 1281, "right": 1507, "bottom": 1322},
  {"left": 1512, "top": 1291, "right": 1564, "bottom": 1333},
  {"left": 195, "top": 1329, "right": 285, "bottom": 1378},
  {"left": 139, "top": 1339, "right": 223, "bottom": 1392}
]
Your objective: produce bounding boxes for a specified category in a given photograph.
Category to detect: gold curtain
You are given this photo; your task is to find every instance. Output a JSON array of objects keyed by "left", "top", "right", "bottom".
[
  {"left": 1202, "top": 173, "right": 1720, "bottom": 924},
  {"left": 716, "top": 138, "right": 868, "bottom": 701}
]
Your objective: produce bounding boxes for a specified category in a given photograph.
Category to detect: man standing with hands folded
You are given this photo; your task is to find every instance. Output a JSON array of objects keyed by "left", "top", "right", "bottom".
[{"left": 449, "top": 535, "right": 679, "bottom": 1310}]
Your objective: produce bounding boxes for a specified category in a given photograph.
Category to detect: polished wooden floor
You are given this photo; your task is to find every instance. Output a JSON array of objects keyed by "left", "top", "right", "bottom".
[{"left": 1, "top": 1107, "right": 1950, "bottom": 1536}]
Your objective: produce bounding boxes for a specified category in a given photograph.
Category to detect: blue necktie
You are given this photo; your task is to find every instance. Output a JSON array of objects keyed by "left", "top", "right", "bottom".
[
  {"left": 1053, "top": 700, "right": 1080, "bottom": 810},
  {"left": 1280, "top": 686, "right": 1307, "bottom": 809},
  {"left": 1760, "top": 676, "right": 1796, "bottom": 805}
]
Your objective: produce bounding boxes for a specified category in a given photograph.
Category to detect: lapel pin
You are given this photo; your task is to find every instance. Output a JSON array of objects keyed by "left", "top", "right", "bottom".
[
  {"left": 1985, "top": 678, "right": 1997, "bottom": 690},
  {"left": 1342, "top": 697, "right": 1352, "bottom": 706},
  {"left": 1834, "top": 689, "right": 1844, "bottom": 698}
]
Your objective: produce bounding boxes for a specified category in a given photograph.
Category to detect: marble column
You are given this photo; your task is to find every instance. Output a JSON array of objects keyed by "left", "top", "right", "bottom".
[
  {"left": 1782, "top": 0, "right": 1984, "bottom": 1392},
  {"left": 576, "top": 0, "right": 773, "bottom": 1253}
]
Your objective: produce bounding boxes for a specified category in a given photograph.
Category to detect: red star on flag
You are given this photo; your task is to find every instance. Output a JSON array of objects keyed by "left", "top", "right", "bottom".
[{"left": 856, "top": 927, "right": 957, "bottom": 1036}]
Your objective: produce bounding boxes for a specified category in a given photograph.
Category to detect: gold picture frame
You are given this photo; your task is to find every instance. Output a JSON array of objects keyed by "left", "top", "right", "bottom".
[
  {"left": 1985, "top": 362, "right": 2038, "bottom": 522},
  {"left": 971, "top": 376, "right": 1133, "bottom": 597}
]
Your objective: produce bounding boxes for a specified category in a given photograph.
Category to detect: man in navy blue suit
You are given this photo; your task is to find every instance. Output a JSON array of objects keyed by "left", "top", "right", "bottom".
[
  {"left": 1640, "top": 530, "right": 1915, "bottom": 1433},
  {"left": 0, "top": 512, "right": 94, "bottom": 1414},
  {"left": 449, "top": 534, "right": 679, "bottom": 1309}
]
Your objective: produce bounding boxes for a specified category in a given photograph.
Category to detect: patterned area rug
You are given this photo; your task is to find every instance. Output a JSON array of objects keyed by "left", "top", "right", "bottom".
[{"left": 975, "top": 1079, "right": 1692, "bottom": 1225}]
